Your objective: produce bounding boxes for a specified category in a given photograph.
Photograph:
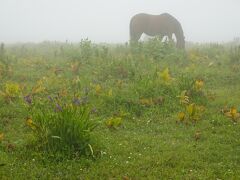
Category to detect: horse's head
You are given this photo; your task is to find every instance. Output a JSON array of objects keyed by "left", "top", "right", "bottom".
[{"left": 176, "top": 35, "right": 185, "bottom": 49}]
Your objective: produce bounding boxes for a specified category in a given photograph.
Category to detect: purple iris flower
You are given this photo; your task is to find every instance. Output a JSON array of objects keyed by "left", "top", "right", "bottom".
[
  {"left": 55, "top": 103, "right": 63, "bottom": 112},
  {"left": 24, "top": 95, "right": 32, "bottom": 104},
  {"left": 72, "top": 98, "right": 81, "bottom": 106},
  {"left": 48, "top": 95, "right": 54, "bottom": 102}
]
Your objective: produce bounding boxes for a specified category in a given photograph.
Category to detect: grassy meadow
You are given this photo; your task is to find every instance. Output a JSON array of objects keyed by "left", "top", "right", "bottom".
[{"left": 0, "top": 39, "right": 240, "bottom": 179}]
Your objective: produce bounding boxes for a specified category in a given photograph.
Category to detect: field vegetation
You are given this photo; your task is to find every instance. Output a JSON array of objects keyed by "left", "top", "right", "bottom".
[{"left": 0, "top": 39, "right": 240, "bottom": 179}]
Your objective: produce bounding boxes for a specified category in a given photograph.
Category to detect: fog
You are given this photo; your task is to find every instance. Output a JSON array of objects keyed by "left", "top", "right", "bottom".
[{"left": 1, "top": 0, "right": 240, "bottom": 43}]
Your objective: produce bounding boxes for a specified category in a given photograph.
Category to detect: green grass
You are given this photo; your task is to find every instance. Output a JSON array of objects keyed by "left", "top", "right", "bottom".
[{"left": 0, "top": 40, "right": 240, "bottom": 179}]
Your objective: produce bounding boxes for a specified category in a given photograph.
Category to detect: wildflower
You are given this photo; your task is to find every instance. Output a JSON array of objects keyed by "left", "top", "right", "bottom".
[
  {"left": 47, "top": 95, "right": 53, "bottom": 102},
  {"left": 186, "top": 103, "right": 196, "bottom": 117},
  {"left": 95, "top": 84, "right": 102, "bottom": 95},
  {"left": 5, "top": 82, "right": 20, "bottom": 97},
  {"left": 26, "top": 118, "right": 36, "bottom": 130},
  {"left": 55, "top": 103, "right": 63, "bottom": 112},
  {"left": 230, "top": 107, "right": 237, "bottom": 117},
  {"left": 105, "top": 117, "right": 122, "bottom": 129},
  {"left": 178, "top": 112, "right": 185, "bottom": 121},
  {"left": 159, "top": 68, "right": 171, "bottom": 83},
  {"left": 72, "top": 97, "right": 81, "bottom": 106},
  {"left": 24, "top": 94, "right": 32, "bottom": 105},
  {"left": 26, "top": 118, "right": 33, "bottom": 125},
  {"left": 195, "top": 80, "right": 204, "bottom": 91},
  {"left": 186, "top": 103, "right": 201, "bottom": 122},
  {"left": 177, "top": 90, "right": 189, "bottom": 105},
  {"left": 225, "top": 107, "right": 240, "bottom": 121}
]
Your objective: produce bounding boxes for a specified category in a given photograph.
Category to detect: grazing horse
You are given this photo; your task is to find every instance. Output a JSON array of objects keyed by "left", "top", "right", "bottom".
[{"left": 130, "top": 13, "right": 185, "bottom": 49}]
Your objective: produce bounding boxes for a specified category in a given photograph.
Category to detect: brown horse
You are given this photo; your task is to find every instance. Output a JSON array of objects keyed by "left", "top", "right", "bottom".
[{"left": 130, "top": 13, "right": 185, "bottom": 49}]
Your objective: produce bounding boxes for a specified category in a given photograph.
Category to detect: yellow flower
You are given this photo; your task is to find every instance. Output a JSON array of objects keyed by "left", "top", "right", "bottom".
[
  {"left": 195, "top": 80, "right": 204, "bottom": 91},
  {"left": 159, "top": 68, "right": 171, "bottom": 83},
  {"left": 177, "top": 90, "right": 190, "bottom": 105},
  {"left": 178, "top": 112, "right": 185, "bottom": 121},
  {"left": 105, "top": 117, "right": 122, "bottom": 129},
  {"left": 186, "top": 103, "right": 196, "bottom": 117},
  {"left": 5, "top": 82, "right": 20, "bottom": 97},
  {"left": 225, "top": 107, "right": 240, "bottom": 121},
  {"left": 95, "top": 84, "right": 102, "bottom": 95},
  {"left": 26, "top": 118, "right": 36, "bottom": 130},
  {"left": 0, "top": 133, "right": 4, "bottom": 141},
  {"left": 186, "top": 103, "right": 201, "bottom": 122},
  {"left": 26, "top": 118, "right": 33, "bottom": 125},
  {"left": 230, "top": 107, "right": 237, "bottom": 116}
]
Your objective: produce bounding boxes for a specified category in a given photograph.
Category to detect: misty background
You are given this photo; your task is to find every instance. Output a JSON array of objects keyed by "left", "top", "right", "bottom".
[{"left": 0, "top": 0, "right": 240, "bottom": 44}]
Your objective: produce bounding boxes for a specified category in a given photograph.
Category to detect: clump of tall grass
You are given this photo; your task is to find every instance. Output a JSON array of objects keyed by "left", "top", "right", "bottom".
[{"left": 25, "top": 95, "right": 98, "bottom": 157}]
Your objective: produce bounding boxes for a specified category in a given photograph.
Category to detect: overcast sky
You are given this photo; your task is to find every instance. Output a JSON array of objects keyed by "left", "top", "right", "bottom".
[{"left": 0, "top": 0, "right": 240, "bottom": 43}]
